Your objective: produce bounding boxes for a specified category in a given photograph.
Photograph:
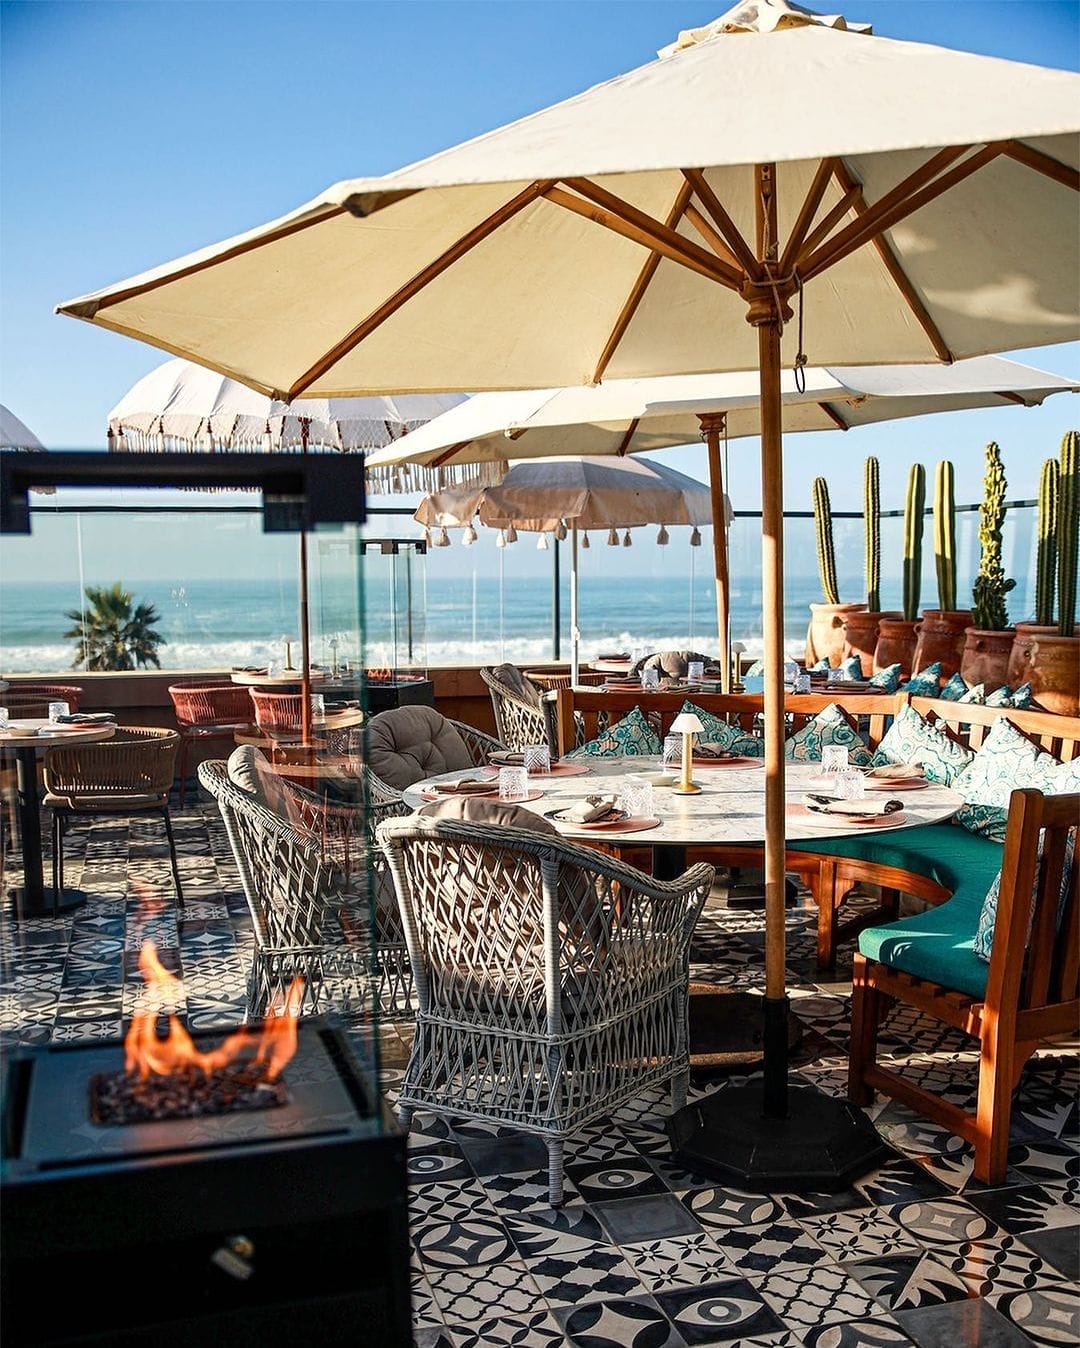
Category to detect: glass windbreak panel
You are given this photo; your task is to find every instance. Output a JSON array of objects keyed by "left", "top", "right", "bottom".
[{"left": 358, "top": 538, "right": 428, "bottom": 682}]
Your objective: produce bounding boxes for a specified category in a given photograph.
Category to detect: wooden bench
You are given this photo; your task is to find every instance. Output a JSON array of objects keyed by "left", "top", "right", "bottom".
[{"left": 850, "top": 786, "right": 1079, "bottom": 1184}]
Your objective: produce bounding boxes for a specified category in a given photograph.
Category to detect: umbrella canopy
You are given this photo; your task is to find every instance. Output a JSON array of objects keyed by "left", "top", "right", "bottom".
[
  {"left": 108, "top": 357, "right": 466, "bottom": 455},
  {"left": 56, "top": 0, "right": 1080, "bottom": 1177},
  {"left": 414, "top": 453, "right": 721, "bottom": 682}
]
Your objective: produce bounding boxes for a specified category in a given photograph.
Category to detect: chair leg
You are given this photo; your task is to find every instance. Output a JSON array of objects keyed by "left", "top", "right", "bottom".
[
  {"left": 177, "top": 737, "right": 189, "bottom": 809},
  {"left": 848, "top": 953, "right": 883, "bottom": 1106},
  {"left": 973, "top": 1024, "right": 1020, "bottom": 1186},
  {"left": 161, "top": 808, "right": 184, "bottom": 909},
  {"left": 546, "top": 1137, "right": 565, "bottom": 1207},
  {"left": 671, "top": 1065, "right": 689, "bottom": 1112},
  {"left": 52, "top": 810, "right": 63, "bottom": 916}
]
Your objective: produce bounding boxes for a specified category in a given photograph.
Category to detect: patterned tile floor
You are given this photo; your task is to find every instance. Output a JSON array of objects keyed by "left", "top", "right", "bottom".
[{"left": 1, "top": 791, "right": 1077, "bottom": 1347}]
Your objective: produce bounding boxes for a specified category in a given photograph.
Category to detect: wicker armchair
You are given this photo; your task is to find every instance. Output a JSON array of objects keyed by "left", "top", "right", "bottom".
[
  {"left": 43, "top": 727, "right": 183, "bottom": 913},
  {"left": 168, "top": 681, "right": 257, "bottom": 806},
  {"left": 480, "top": 665, "right": 555, "bottom": 752},
  {"left": 198, "top": 759, "right": 375, "bottom": 1021},
  {"left": 377, "top": 814, "right": 714, "bottom": 1205}
]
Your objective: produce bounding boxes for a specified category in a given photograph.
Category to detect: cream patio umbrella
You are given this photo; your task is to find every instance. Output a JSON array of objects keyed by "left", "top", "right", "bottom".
[
  {"left": 414, "top": 453, "right": 721, "bottom": 682},
  {"left": 108, "top": 358, "right": 465, "bottom": 741},
  {"left": 371, "top": 355, "right": 1079, "bottom": 688},
  {"left": 58, "top": 0, "right": 1080, "bottom": 1187}
]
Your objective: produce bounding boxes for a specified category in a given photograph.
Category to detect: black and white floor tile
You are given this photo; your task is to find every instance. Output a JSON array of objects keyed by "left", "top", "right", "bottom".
[{"left": 0, "top": 793, "right": 1076, "bottom": 1346}]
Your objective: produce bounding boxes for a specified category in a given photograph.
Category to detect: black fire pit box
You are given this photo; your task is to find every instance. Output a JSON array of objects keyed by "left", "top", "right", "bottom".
[
  {"left": 362, "top": 676, "right": 435, "bottom": 715},
  {"left": 1, "top": 1022, "right": 411, "bottom": 1347}
]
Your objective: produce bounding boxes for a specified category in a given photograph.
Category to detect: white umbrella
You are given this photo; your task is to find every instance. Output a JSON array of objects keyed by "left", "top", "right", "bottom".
[
  {"left": 414, "top": 454, "right": 721, "bottom": 680},
  {"left": 108, "top": 359, "right": 466, "bottom": 741},
  {"left": 57, "top": 0, "right": 1080, "bottom": 1186},
  {"left": 1, "top": 404, "right": 55, "bottom": 495}
]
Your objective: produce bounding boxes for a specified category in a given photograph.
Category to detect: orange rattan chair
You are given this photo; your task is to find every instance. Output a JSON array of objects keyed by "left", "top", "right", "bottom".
[
  {"left": 4, "top": 683, "right": 84, "bottom": 713},
  {"left": 168, "top": 681, "right": 257, "bottom": 806},
  {"left": 42, "top": 727, "right": 183, "bottom": 914},
  {"left": 248, "top": 689, "right": 304, "bottom": 738}
]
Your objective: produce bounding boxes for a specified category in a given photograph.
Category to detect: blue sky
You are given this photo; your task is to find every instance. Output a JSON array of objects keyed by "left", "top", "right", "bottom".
[{"left": 1, "top": 0, "right": 1077, "bottom": 526}]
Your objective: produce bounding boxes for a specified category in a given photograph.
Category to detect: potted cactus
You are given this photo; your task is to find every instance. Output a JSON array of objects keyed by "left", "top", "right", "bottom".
[
  {"left": 1010, "top": 431, "right": 1079, "bottom": 713},
  {"left": 843, "top": 457, "right": 900, "bottom": 675},
  {"left": 913, "top": 458, "right": 972, "bottom": 676},
  {"left": 806, "top": 475, "right": 864, "bottom": 669},
  {"left": 874, "top": 463, "right": 924, "bottom": 678},
  {"left": 961, "top": 442, "right": 1016, "bottom": 692}
]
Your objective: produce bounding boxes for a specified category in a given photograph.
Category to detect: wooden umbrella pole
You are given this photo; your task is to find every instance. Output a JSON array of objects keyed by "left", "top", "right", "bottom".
[
  {"left": 299, "top": 422, "right": 312, "bottom": 747},
  {"left": 699, "top": 413, "right": 731, "bottom": 692}
]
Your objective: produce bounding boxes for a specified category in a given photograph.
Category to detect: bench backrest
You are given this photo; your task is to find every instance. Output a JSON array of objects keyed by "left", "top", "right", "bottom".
[
  {"left": 550, "top": 687, "right": 905, "bottom": 758},
  {"left": 911, "top": 698, "right": 1080, "bottom": 761}
]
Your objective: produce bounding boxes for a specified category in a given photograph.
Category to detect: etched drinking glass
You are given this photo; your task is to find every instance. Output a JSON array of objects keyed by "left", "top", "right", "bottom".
[
  {"left": 820, "top": 746, "right": 849, "bottom": 776},
  {"left": 522, "top": 744, "right": 551, "bottom": 776},
  {"left": 48, "top": 701, "right": 70, "bottom": 723},
  {"left": 498, "top": 766, "right": 529, "bottom": 801}
]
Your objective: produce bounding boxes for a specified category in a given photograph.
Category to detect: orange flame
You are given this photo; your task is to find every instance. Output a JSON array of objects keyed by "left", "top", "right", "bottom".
[
  {"left": 124, "top": 940, "right": 303, "bottom": 1082},
  {"left": 364, "top": 666, "right": 394, "bottom": 683}
]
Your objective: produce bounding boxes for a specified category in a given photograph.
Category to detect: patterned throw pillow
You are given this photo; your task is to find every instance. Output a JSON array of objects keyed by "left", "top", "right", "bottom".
[
  {"left": 985, "top": 684, "right": 1014, "bottom": 707},
  {"left": 784, "top": 703, "right": 872, "bottom": 765},
  {"left": 868, "top": 662, "right": 901, "bottom": 692},
  {"left": 1010, "top": 682, "right": 1036, "bottom": 709},
  {"left": 565, "top": 705, "right": 662, "bottom": 759},
  {"left": 744, "top": 659, "right": 766, "bottom": 677},
  {"left": 939, "top": 671, "right": 970, "bottom": 701},
  {"left": 838, "top": 656, "right": 864, "bottom": 680},
  {"left": 899, "top": 661, "right": 943, "bottom": 696},
  {"left": 958, "top": 682, "right": 986, "bottom": 704},
  {"left": 811, "top": 657, "right": 831, "bottom": 672},
  {"left": 869, "top": 704, "right": 974, "bottom": 785},
  {"left": 973, "top": 832, "right": 1075, "bottom": 962},
  {"left": 679, "top": 700, "right": 764, "bottom": 758},
  {"left": 951, "top": 718, "right": 1079, "bottom": 841}
]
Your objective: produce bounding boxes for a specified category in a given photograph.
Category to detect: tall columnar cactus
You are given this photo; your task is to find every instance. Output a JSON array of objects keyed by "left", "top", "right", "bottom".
[
  {"left": 864, "top": 457, "right": 880, "bottom": 612},
  {"left": 812, "top": 476, "right": 840, "bottom": 605},
  {"left": 933, "top": 459, "right": 957, "bottom": 611},
  {"left": 1058, "top": 430, "right": 1078, "bottom": 636},
  {"left": 971, "top": 441, "right": 1015, "bottom": 631},
  {"left": 1035, "top": 457, "right": 1059, "bottom": 627},
  {"left": 902, "top": 463, "right": 925, "bottom": 622}
]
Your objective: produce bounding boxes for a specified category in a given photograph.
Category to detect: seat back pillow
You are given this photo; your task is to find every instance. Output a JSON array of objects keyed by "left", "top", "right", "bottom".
[
  {"left": 869, "top": 704, "right": 974, "bottom": 785},
  {"left": 367, "top": 706, "right": 474, "bottom": 789},
  {"left": 565, "top": 705, "right": 662, "bottom": 759},
  {"left": 785, "top": 703, "right": 872, "bottom": 765}
]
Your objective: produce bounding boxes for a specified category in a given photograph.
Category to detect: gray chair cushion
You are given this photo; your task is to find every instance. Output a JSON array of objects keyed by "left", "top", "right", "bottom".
[
  {"left": 366, "top": 706, "right": 475, "bottom": 790},
  {"left": 226, "top": 744, "right": 289, "bottom": 817},
  {"left": 634, "top": 650, "right": 712, "bottom": 678},
  {"left": 491, "top": 662, "right": 542, "bottom": 707},
  {"left": 418, "top": 795, "right": 560, "bottom": 834}
]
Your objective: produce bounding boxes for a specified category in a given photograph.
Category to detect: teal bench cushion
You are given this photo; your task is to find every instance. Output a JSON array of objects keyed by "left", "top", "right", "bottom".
[
  {"left": 857, "top": 876, "right": 993, "bottom": 999},
  {"left": 787, "top": 822, "right": 1002, "bottom": 893}
]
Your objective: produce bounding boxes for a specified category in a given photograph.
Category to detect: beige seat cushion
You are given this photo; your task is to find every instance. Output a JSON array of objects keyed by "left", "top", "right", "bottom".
[
  {"left": 418, "top": 795, "right": 559, "bottom": 834},
  {"left": 634, "top": 649, "right": 712, "bottom": 678},
  {"left": 366, "top": 707, "right": 475, "bottom": 790}
]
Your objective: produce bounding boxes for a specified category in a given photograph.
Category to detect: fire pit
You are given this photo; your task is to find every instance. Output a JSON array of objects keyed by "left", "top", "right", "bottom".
[
  {"left": 361, "top": 669, "right": 434, "bottom": 715},
  {"left": 1, "top": 1019, "right": 410, "bottom": 1346}
]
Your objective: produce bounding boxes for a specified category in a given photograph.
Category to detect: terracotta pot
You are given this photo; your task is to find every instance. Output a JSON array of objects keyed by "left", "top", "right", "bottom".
[
  {"left": 1010, "top": 627, "right": 1080, "bottom": 716},
  {"left": 912, "top": 609, "right": 974, "bottom": 678},
  {"left": 873, "top": 618, "right": 920, "bottom": 679},
  {"left": 805, "top": 601, "right": 866, "bottom": 670},
  {"left": 843, "top": 610, "right": 901, "bottom": 677},
  {"left": 1007, "top": 622, "right": 1057, "bottom": 688},
  {"left": 960, "top": 627, "right": 1016, "bottom": 694}
]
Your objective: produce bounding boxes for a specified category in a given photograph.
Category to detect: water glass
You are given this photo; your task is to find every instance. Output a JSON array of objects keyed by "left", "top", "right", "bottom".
[
  {"left": 662, "top": 734, "right": 683, "bottom": 772},
  {"left": 834, "top": 769, "right": 867, "bottom": 800},
  {"left": 687, "top": 660, "right": 704, "bottom": 683},
  {"left": 641, "top": 666, "right": 660, "bottom": 690},
  {"left": 498, "top": 766, "right": 529, "bottom": 802},
  {"left": 820, "top": 745, "right": 849, "bottom": 775},
  {"left": 310, "top": 693, "right": 326, "bottom": 722},
  {"left": 795, "top": 672, "right": 811, "bottom": 693},
  {"left": 522, "top": 743, "right": 551, "bottom": 775},
  {"left": 48, "top": 701, "right": 70, "bottom": 723},
  {"left": 0, "top": 707, "right": 8, "bottom": 728},
  {"left": 622, "top": 775, "right": 654, "bottom": 820}
]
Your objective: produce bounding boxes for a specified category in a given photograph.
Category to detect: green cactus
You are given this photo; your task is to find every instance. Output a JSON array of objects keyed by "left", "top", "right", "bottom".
[
  {"left": 971, "top": 441, "right": 1015, "bottom": 631},
  {"left": 864, "top": 457, "right": 880, "bottom": 612},
  {"left": 1058, "top": 430, "right": 1078, "bottom": 635},
  {"left": 1035, "top": 458, "right": 1059, "bottom": 627},
  {"left": 933, "top": 459, "right": 957, "bottom": 611},
  {"left": 812, "top": 476, "right": 840, "bottom": 605},
  {"left": 902, "top": 463, "right": 925, "bottom": 623}
]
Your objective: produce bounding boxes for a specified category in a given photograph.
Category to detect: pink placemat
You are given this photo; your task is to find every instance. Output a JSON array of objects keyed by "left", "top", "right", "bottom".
[
  {"left": 786, "top": 804, "right": 907, "bottom": 828},
  {"left": 693, "top": 755, "right": 763, "bottom": 768},
  {"left": 561, "top": 814, "right": 661, "bottom": 834}
]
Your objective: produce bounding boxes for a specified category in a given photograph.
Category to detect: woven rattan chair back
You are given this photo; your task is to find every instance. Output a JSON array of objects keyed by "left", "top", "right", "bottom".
[
  {"left": 377, "top": 814, "right": 714, "bottom": 1204},
  {"left": 42, "top": 727, "right": 183, "bottom": 913},
  {"left": 3, "top": 683, "right": 84, "bottom": 712},
  {"left": 480, "top": 666, "right": 553, "bottom": 752},
  {"left": 248, "top": 689, "right": 304, "bottom": 735},
  {"left": 364, "top": 710, "right": 507, "bottom": 802},
  {"left": 168, "top": 681, "right": 257, "bottom": 806}
]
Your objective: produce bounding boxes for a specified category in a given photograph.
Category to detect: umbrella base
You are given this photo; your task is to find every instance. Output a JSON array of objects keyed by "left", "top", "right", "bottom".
[{"left": 667, "top": 1083, "right": 887, "bottom": 1193}]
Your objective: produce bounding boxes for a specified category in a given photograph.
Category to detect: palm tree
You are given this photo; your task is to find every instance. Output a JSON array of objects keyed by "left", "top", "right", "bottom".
[{"left": 64, "top": 583, "right": 166, "bottom": 671}]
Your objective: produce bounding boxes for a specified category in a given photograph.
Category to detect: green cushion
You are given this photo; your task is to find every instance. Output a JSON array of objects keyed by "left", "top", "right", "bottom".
[
  {"left": 785, "top": 702, "right": 872, "bottom": 766},
  {"left": 858, "top": 878, "right": 990, "bottom": 999},
  {"left": 787, "top": 822, "right": 1003, "bottom": 894},
  {"left": 565, "top": 704, "right": 662, "bottom": 759},
  {"left": 679, "top": 700, "right": 763, "bottom": 758}
]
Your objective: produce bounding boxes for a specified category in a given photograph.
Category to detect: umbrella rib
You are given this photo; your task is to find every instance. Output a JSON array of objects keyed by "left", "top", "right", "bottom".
[
  {"left": 800, "top": 143, "right": 1003, "bottom": 281},
  {"left": 1001, "top": 140, "right": 1080, "bottom": 191},
  {"left": 285, "top": 180, "right": 558, "bottom": 399},
  {"left": 591, "top": 181, "right": 693, "bottom": 384},
  {"left": 681, "top": 168, "right": 762, "bottom": 281},
  {"left": 829, "top": 161, "right": 953, "bottom": 363},
  {"left": 818, "top": 402, "right": 849, "bottom": 430},
  {"left": 552, "top": 179, "right": 743, "bottom": 288},
  {"left": 615, "top": 419, "right": 640, "bottom": 455},
  {"left": 683, "top": 205, "right": 742, "bottom": 272},
  {"left": 778, "top": 158, "right": 839, "bottom": 278},
  {"left": 796, "top": 185, "right": 863, "bottom": 261}
]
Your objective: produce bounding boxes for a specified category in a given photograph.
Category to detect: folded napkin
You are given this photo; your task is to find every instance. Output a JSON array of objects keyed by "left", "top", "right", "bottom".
[
  {"left": 428, "top": 779, "right": 496, "bottom": 796},
  {"left": 803, "top": 793, "right": 903, "bottom": 816},
  {"left": 864, "top": 763, "right": 925, "bottom": 780},
  {"left": 561, "top": 794, "right": 620, "bottom": 823},
  {"left": 55, "top": 712, "right": 116, "bottom": 725},
  {"left": 232, "top": 666, "right": 266, "bottom": 674},
  {"left": 694, "top": 742, "right": 734, "bottom": 759},
  {"left": 488, "top": 750, "right": 526, "bottom": 766},
  {"left": 597, "top": 652, "right": 630, "bottom": 661}
]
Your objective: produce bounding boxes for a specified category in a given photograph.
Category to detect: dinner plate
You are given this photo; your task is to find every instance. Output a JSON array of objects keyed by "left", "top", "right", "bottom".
[
  {"left": 545, "top": 806, "right": 629, "bottom": 828},
  {"left": 786, "top": 804, "right": 907, "bottom": 828}
]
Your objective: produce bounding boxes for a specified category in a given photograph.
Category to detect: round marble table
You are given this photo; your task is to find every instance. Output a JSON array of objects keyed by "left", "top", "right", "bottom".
[{"left": 1, "top": 720, "right": 117, "bottom": 917}]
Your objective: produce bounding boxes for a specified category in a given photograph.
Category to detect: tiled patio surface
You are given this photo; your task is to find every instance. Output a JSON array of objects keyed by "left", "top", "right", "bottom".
[{"left": 0, "top": 791, "right": 1076, "bottom": 1347}]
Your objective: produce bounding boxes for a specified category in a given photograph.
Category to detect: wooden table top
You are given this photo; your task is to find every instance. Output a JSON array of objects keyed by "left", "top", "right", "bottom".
[{"left": 0, "top": 719, "right": 117, "bottom": 748}]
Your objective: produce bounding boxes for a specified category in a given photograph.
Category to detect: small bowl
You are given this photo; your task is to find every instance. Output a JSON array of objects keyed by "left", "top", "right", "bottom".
[{"left": 640, "top": 770, "right": 677, "bottom": 787}]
